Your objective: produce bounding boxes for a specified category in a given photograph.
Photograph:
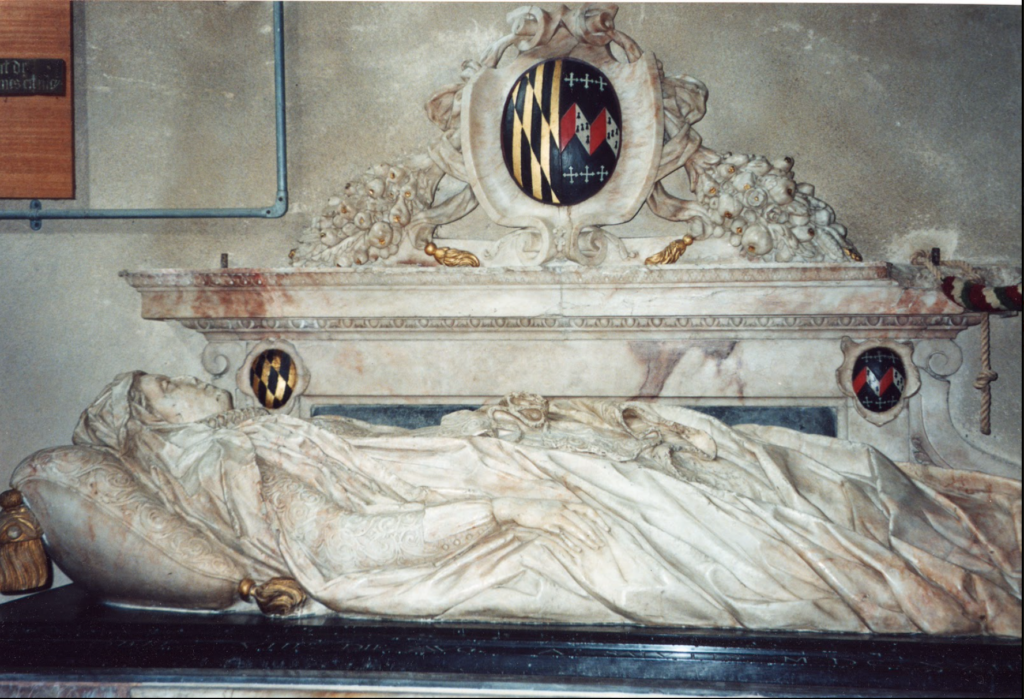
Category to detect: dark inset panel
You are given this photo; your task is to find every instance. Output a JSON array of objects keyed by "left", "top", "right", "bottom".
[
  {"left": 311, "top": 404, "right": 480, "bottom": 430},
  {"left": 690, "top": 406, "right": 837, "bottom": 438},
  {"left": 312, "top": 404, "right": 836, "bottom": 437}
]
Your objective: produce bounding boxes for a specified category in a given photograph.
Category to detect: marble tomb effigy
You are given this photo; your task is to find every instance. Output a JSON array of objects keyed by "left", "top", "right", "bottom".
[{"left": 2, "top": 4, "right": 1021, "bottom": 645}]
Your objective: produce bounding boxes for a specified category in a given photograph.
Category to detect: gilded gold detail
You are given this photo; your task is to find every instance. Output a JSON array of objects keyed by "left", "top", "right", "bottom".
[
  {"left": 843, "top": 246, "right": 863, "bottom": 262},
  {"left": 550, "top": 60, "right": 562, "bottom": 157},
  {"left": 238, "top": 577, "right": 256, "bottom": 599},
  {"left": 508, "top": 64, "right": 560, "bottom": 204},
  {"left": 645, "top": 235, "right": 695, "bottom": 265},
  {"left": 238, "top": 576, "right": 307, "bottom": 616},
  {"left": 425, "top": 242, "right": 480, "bottom": 267},
  {"left": 511, "top": 81, "right": 524, "bottom": 187},
  {"left": 0, "top": 489, "right": 50, "bottom": 594}
]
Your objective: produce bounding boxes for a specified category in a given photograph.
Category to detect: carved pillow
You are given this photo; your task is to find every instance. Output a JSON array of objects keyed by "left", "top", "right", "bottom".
[{"left": 12, "top": 446, "right": 245, "bottom": 610}]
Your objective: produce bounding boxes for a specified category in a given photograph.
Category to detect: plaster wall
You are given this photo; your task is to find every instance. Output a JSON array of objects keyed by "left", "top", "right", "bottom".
[{"left": 1, "top": 2, "right": 1021, "bottom": 596}]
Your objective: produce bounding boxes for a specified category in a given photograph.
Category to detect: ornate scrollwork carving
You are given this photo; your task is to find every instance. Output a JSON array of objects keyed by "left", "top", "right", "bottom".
[
  {"left": 289, "top": 4, "right": 861, "bottom": 269},
  {"left": 201, "top": 342, "right": 245, "bottom": 379},
  {"left": 913, "top": 338, "right": 965, "bottom": 380}
]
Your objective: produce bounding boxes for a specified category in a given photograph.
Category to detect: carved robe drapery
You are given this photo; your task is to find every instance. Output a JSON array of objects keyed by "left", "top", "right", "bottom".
[{"left": 20, "top": 376, "right": 1019, "bottom": 635}]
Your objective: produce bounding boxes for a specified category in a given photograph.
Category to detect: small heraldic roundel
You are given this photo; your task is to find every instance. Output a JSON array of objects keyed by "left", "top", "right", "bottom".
[
  {"left": 250, "top": 349, "right": 298, "bottom": 410},
  {"left": 851, "top": 348, "right": 907, "bottom": 414},
  {"left": 501, "top": 57, "right": 622, "bottom": 206}
]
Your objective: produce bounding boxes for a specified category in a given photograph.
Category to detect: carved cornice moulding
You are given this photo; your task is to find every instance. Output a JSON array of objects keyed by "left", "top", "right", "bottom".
[
  {"left": 178, "top": 313, "right": 978, "bottom": 340},
  {"left": 122, "top": 262, "right": 996, "bottom": 339}
]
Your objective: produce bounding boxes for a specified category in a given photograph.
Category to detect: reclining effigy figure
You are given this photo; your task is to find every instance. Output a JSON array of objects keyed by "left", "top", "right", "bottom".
[{"left": 4, "top": 372, "right": 1021, "bottom": 635}]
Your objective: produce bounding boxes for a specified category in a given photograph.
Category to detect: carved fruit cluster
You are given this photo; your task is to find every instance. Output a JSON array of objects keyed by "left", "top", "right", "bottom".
[
  {"left": 692, "top": 152, "right": 859, "bottom": 263},
  {"left": 290, "top": 161, "right": 436, "bottom": 267}
]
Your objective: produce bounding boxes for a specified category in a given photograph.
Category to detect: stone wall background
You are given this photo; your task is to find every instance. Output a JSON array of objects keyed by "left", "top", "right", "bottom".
[{"left": 1, "top": 2, "right": 1021, "bottom": 596}]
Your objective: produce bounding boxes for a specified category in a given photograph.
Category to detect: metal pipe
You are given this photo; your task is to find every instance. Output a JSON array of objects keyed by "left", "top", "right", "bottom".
[{"left": 0, "top": 1, "right": 288, "bottom": 230}]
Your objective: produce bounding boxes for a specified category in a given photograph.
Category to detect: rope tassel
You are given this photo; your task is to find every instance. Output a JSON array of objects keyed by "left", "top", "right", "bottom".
[
  {"left": 941, "top": 276, "right": 1023, "bottom": 314},
  {"left": 911, "top": 249, "right": 1021, "bottom": 436},
  {"left": 974, "top": 314, "right": 998, "bottom": 435}
]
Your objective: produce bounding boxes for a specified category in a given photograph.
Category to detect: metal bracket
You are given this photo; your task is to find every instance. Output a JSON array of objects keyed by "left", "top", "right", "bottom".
[{"left": 29, "top": 201, "right": 42, "bottom": 231}]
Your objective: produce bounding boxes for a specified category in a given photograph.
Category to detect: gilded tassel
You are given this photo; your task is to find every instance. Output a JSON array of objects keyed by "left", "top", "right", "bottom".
[
  {"left": 645, "top": 235, "right": 695, "bottom": 265},
  {"left": 424, "top": 242, "right": 480, "bottom": 268},
  {"left": 238, "top": 576, "right": 307, "bottom": 615},
  {"left": 0, "top": 489, "right": 51, "bottom": 594}
]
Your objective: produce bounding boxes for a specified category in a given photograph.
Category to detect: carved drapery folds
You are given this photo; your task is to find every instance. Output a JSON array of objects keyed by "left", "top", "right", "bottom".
[{"left": 290, "top": 3, "right": 859, "bottom": 269}]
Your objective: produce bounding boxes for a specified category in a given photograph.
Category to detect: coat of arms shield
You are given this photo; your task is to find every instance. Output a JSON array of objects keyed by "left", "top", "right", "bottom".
[
  {"left": 500, "top": 57, "right": 622, "bottom": 206},
  {"left": 461, "top": 10, "right": 662, "bottom": 262}
]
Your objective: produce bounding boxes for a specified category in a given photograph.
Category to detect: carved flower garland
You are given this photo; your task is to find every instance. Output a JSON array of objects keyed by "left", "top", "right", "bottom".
[
  {"left": 290, "top": 157, "right": 441, "bottom": 267},
  {"left": 685, "top": 151, "right": 860, "bottom": 263}
]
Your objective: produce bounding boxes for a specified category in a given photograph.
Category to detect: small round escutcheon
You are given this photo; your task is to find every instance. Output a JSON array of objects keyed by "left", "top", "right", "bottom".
[
  {"left": 851, "top": 347, "right": 907, "bottom": 414},
  {"left": 250, "top": 349, "right": 298, "bottom": 409}
]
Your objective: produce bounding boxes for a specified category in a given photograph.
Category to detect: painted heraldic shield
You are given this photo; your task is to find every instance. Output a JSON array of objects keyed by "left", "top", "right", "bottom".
[
  {"left": 501, "top": 58, "right": 622, "bottom": 206},
  {"left": 851, "top": 348, "right": 907, "bottom": 414},
  {"left": 250, "top": 349, "right": 298, "bottom": 409}
]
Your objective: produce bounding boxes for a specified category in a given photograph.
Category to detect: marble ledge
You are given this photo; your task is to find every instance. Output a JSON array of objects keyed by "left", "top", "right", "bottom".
[
  {"left": 123, "top": 262, "right": 894, "bottom": 289},
  {"left": 121, "top": 263, "right": 989, "bottom": 328}
]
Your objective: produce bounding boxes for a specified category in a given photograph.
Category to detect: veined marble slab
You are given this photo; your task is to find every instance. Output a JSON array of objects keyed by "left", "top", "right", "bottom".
[
  {"left": 122, "top": 263, "right": 970, "bottom": 338},
  {"left": 122, "top": 262, "right": 1019, "bottom": 477}
]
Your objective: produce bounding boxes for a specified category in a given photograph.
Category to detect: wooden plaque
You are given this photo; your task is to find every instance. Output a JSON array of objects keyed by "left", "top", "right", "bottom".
[{"left": 0, "top": 1, "right": 74, "bottom": 199}]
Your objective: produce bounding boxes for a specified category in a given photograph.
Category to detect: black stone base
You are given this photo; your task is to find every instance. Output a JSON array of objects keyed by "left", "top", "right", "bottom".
[{"left": 0, "top": 586, "right": 1020, "bottom": 697}]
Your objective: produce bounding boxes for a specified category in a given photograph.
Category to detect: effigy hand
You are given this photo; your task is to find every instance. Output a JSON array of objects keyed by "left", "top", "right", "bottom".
[{"left": 492, "top": 497, "right": 610, "bottom": 552}]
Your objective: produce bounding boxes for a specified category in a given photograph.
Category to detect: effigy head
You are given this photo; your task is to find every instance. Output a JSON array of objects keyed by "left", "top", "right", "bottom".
[
  {"left": 134, "top": 374, "right": 233, "bottom": 425},
  {"left": 72, "top": 372, "right": 233, "bottom": 450}
]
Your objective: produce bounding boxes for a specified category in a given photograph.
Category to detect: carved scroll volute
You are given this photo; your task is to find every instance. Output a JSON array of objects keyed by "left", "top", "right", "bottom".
[{"left": 0, "top": 489, "right": 51, "bottom": 594}]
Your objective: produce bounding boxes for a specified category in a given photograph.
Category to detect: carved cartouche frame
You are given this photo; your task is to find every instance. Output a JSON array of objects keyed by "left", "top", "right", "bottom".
[{"left": 837, "top": 336, "right": 921, "bottom": 427}]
